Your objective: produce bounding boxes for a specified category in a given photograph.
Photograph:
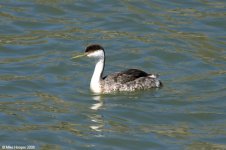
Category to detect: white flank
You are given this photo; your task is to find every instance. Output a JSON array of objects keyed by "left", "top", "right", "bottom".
[{"left": 149, "top": 74, "right": 157, "bottom": 78}]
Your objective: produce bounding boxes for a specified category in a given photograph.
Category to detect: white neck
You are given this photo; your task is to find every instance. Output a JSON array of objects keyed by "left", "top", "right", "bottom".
[{"left": 90, "top": 57, "right": 105, "bottom": 93}]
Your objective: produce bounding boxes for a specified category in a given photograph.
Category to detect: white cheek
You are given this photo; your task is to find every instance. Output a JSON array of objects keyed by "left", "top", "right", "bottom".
[{"left": 87, "top": 50, "right": 104, "bottom": 58}]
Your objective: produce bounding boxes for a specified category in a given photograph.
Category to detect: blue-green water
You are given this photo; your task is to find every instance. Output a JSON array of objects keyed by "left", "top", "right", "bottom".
[{"left": 0, "top": 0, "right": 226, "bottom": 149}]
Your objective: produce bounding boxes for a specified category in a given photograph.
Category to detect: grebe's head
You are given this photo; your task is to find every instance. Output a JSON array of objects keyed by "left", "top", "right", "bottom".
[
  {"left": 72, "top": 44, "right": 105, "bottom": 60},
  {"left": 85, "top": 44, "right": 105, "bottom": 59}
]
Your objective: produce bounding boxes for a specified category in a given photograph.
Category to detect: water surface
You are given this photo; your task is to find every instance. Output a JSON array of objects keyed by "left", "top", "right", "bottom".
[{"left": 0, "top": 0, "right": 226, "bottom": 149}]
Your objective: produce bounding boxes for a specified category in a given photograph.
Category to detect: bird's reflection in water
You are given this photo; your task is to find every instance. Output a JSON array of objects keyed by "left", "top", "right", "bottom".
[
  {"left": 89, "top": 95, "right": 104, "bottom": 135},
  {"left": 90, "top": 95, "right": 103, "bottom": 110}
]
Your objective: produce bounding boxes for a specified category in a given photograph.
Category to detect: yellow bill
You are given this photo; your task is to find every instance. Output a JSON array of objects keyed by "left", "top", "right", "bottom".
[{"left": 71, "top": 53, "right": 87, "bottom": 59}]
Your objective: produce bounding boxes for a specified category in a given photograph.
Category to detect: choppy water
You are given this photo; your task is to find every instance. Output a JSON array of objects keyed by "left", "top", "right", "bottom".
[{"left": 0, "top": 0, "right": 226, "bottom": 149}]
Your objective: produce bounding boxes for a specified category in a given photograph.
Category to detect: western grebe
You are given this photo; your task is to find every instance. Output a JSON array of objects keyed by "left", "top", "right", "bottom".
[{"left": 72, "top": 44, "right": 162, "bottom": 94}]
